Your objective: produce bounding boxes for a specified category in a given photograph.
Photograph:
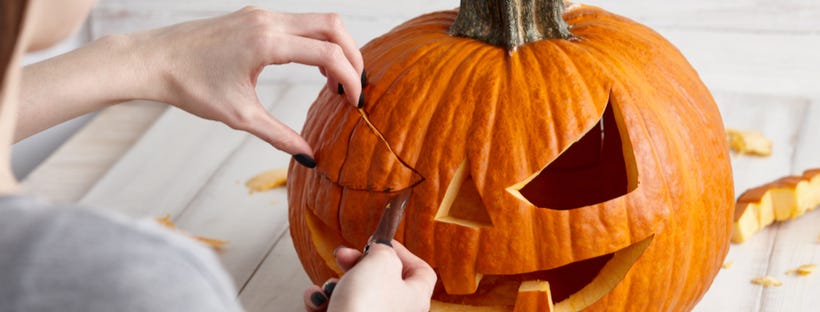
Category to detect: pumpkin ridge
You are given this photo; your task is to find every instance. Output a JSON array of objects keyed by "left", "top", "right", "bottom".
[
  {"left": 610, "top": 91, "right": 674, "bottom": 242},
  {"left": 366, "top": 39, "right": 488, "bottom": 174},
  {"left": 364, "top": 34, "right": 458, "bottom": 116},
  {"left": 332, "top": 117, "right": 361, "bottom": 191}
]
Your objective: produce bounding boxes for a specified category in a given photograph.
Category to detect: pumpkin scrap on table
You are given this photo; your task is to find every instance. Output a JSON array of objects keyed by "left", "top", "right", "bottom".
[
  {"left": 245, "top": 168, "right": 288, "bottom": 193},
  {"left": 726, "top": 128, "right": 772, "bottom": 156},
  {"left": 287, "top": 0, "right": 734, "bottom": 311},
  {"left": 155, "top": 214, "right": 228, "bottom": 249},
  {"left": 786, "top": 264, "right": 817, "bottom": 276},
  {"left": 732, "top": 168, "right": 820, "bottom": 243}
]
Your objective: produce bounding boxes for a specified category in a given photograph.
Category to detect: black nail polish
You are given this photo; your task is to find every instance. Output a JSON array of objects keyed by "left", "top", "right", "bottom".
[
  {"left": 337, "top": 83, "right": 345, "bottom": 95},
  {"left": 323, "top": 281, "right": 337, "bottom": 297},
  {"left": 374, "top": 239, "right": 393, "bottom": 247},
  {"left": 357, "top": 93, "right": 364, "bottom": 109},
  {"left": 361, "top": 69, "right": 367, "bottom": 87},
  {"left": 310, "top": 291, "right": 327, "bottom": 306},
  {"left": 293, "top": 154, "right": 316, "bottom": 168}
]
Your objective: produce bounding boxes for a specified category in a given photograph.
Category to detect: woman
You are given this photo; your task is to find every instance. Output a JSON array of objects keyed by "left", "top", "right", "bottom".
[{"left": 0, "top": 1, "right": 436, "bottom": 311}]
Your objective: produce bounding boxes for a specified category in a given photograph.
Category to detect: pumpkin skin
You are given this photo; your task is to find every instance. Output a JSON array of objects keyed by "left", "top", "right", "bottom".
[{"left": 288, "top": 3, "right": 733, "bottom": 311}]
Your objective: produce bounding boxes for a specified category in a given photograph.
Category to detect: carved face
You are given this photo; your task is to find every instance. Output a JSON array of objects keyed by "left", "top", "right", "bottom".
[{"left": 288, "top": 5, "right": 733, "bottom": 311}]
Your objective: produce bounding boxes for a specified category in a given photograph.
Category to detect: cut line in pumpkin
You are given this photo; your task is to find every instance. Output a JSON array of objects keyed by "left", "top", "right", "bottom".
[
  {"left": 431, "top": 235, "right": 653, "bottom": 311},
  {"left": 506, "top": 97, "right": 639, "bottom": 210},
  {"left": 435, "top": 159, "right": 494, "bottom": 229},
  {"left": 315, "top": 106, "right": 425, "bottom": 193}
]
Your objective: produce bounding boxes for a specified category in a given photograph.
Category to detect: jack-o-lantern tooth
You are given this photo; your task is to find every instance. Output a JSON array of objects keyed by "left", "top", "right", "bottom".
[
  {"left": 507, "top": 100, "right": 639, "bottom": 210},
  {"left": 435, "top": 159, "right": 493, "bottom": 228},
  {"left": 513, "top": 280, "right": 554, "bottom": 312},
  {"left": 435, "top": 221, "right": 483, "bottom": 295}
]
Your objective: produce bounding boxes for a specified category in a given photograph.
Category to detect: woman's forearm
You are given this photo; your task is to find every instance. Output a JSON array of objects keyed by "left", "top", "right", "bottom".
[
  {"left": 17, "top": 34, "right": 156, "bottom": 141},
  {"left": 16, "top": 7, "right": 365, "bottom": 161}
]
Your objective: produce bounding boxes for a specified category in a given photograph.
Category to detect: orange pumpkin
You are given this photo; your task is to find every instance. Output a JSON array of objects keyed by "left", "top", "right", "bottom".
[{"left": 288, "top": 0, "right": 734, "bottom": 310}]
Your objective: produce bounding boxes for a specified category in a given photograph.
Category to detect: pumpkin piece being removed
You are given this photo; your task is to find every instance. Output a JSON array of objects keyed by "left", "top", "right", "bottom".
[
  {"left": 246, "top": 168, "right": 288, "bottom": 193},
  {"left": 726, "top": 129, "right": 772, "bottom": 156},
  {"left": 732, "top": 169, "right": 820, "bottom": 243},
  {"left": 155, "top": 214, "right": 228, "bottom": 250}
]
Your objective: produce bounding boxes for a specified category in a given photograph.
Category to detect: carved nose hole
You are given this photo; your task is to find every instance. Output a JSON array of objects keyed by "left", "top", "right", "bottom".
[
  {"left": 508, "top": 99, "right": 639, "bottom": 210},
  {"left": 435, "top": 160, "right": 493, "bottom": 228}
]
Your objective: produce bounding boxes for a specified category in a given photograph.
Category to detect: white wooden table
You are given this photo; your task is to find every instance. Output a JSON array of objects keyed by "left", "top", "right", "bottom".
[{"left": 23, "top": 1, "right": 820, "bottom": 311}]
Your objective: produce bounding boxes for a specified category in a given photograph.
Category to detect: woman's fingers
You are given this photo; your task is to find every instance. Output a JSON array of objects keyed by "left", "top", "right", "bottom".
[
  {"left": 302, "top": 277, "right": 340, "bottom": 312},
  {"left": 225, "top": 100, "right": 315, "bottom": 166},
  {"left": 334, "top": 246, "right": 363, "bottom": 271},
  {"left": 264, "top": 34, "right": 362, "bottom": 106},
  {"left": 280, "top": 13, "right": 364, "bottom": 74},
  {"left": 303, "top": 285, "right": 328, "bottom": 312},
  {"left": 391, "top": 241, "right": 437, "bottom": 295}
]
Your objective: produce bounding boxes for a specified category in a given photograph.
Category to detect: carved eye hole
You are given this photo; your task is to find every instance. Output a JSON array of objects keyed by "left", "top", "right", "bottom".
[
  {"left": 509, "top": 100, "right": 639, "bottom": 210},
  {"left": 435, "top": 160, "right": 493, "bottom": 229}
]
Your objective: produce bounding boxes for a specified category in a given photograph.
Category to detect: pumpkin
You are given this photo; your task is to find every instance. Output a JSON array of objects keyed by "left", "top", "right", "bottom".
[{"left": 287, "top": 0, "right": 734, "bottom": 310}]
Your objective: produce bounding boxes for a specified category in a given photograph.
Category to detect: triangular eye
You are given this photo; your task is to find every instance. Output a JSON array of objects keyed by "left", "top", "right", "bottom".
[
  {"left": 435, "top": 160, "right": 493, "bottom": 228},
  {"left": 509, "top": 99, "right": 638, "bottom": 210}
]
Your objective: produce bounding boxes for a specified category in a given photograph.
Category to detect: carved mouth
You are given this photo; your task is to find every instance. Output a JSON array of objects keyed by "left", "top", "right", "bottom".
[
  {"left": 430, "top": 236, "right": 654, "bottom": 311},
  {"left": 305, "top": 203, "right": 653, "bottom": 311}
]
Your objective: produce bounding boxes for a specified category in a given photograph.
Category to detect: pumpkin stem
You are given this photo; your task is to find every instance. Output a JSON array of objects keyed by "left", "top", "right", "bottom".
[{"left": 450, "top": 0, "right": 573, "bottom": 51}]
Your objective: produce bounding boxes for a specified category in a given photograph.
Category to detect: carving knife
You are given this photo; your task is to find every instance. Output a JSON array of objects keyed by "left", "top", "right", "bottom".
[{"left": 366, "top": 188, "right": 413, "bottom": 250}]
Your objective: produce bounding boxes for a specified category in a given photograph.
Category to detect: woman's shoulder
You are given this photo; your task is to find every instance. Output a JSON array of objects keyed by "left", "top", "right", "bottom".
[{"left": 0, "top": 195, "right": 242, "bottom": 312}]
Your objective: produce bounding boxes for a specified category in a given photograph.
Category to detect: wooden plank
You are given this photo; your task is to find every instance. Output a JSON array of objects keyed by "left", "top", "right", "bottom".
[
  {"left": 22, "top": 102, "right": 166, "bottom": 203},
  {"left": 237, "top": 230, "right": 312, "bottom": 312},
  {"left": 169, "top": 84, "right": 321, "bottom": 289},
  {"left": 792, "top": 101, "right": 820, "bottom": 173},
  {"left": 713, "top": 92, "right": 809, "bottom": 195},
  {"left": 582, "top": 0, "right": 820, "bottom": 32},
  {"left": 659, "top": 30, "right": 820, "bottom": 99},
  {"left": 78, "top": 85, "right": 285, "bottom": 217},
  {"left": 94, "top": 0, "right": 820, "bottom": 34},
  {"left": 757, "top": 100, "right": 820, "bottom": 311},
  {"left": 694, "top": 92, "right": 808, "bottom": 311},
  {"left": 89, "top": 2, "right": 820, "bottom": 100}
]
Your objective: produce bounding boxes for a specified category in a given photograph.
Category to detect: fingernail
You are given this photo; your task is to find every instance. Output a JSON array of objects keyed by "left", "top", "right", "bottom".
[
  {"left": 357, "top": 93, "right": 364, "bottom": 109},
  {"left": 310, "top": 291, "right": 327, "bottom": 306},
  {"left": 293, "top": 154, "right": 316, "bottom": 168},
  {"left": 333, "top": 246, "right": 341, "bottom": 258},
  {"left": 361, "top": 70, "right": 367, "bottom": 87},
  {"left": 375, "top": 239, "right": 393, "bottom": 247},
  {"left": 323, "top": 281, "right": 337, "bottom": 297},
  {"left": 337, "top": 83, "right": 345, "bottom": 95}
]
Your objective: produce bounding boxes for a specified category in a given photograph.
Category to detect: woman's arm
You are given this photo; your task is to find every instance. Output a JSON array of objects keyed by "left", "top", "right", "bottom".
[
  {"left": 18, "top": 35, "right": 149, "bottom": 141},
  {"left": 18, "top": 6, "right": 364, "bottom": 159}
]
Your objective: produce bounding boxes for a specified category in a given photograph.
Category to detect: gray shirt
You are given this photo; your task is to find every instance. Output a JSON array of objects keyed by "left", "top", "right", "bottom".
[{"left": 0, "top": 196, "right": 243, "bottom": 312}]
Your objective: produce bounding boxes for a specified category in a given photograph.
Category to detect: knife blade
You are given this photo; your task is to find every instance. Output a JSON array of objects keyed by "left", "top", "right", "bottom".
[{"left": 366, "top": 188, "right": 413, "bottom": 251}]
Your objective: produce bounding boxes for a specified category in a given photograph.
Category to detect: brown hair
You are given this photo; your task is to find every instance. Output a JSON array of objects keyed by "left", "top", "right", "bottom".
[{"left": 1, "top": 0, "right": 28, "bottom": 91}]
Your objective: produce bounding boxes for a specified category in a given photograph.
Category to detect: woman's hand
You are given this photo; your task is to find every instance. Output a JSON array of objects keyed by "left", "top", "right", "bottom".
[
  {"left": 19, "top": 6, "right": 363, "bottom": 165},
  {"left": 135, "top": 6, "right": 364, "bottom": 162},
  {"left": 303, "top": 241, "right": 437, "bottom": 312}
]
